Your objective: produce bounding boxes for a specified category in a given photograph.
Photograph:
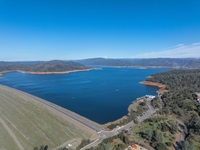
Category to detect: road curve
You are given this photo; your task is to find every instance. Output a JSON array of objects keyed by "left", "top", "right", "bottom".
[{"left": 81, "top": 100, "right": 156, "bottom": 150}]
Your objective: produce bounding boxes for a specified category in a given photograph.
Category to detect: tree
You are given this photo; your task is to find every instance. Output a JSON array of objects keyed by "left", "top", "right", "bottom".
[
  {"left": 130, "top": 111, "right": 138, "bottom": 124},
  {"left": 144, "top": 129, "right": 153, "bottom": 141},
  {"left": 154, "top": 131, "right": 163, "bottom": 143},
  {"left": 155, "top": 143, "right": 168, "bottom": 150},
  {"left": 165, "top": 142, "right": 173, "bottom": 147},
  {"left": 182, "top": 141, "right": 195, "bottom": 150}
]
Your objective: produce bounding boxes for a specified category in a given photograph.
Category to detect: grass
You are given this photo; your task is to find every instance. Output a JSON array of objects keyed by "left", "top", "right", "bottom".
[
  {"left": 0, "top": 121, "right": 19, "bottom": 150},
  {"left": 98, "top": 137, "right": 127, "bottom": 150},
  {"left": 0, "top": 85, "right": 96, "bottom": 150}
]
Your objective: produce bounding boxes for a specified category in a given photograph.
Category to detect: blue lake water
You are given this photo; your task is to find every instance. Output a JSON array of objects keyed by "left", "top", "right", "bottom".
[{"left": 0, "top": 67, "right": 168, "bottom": 124}]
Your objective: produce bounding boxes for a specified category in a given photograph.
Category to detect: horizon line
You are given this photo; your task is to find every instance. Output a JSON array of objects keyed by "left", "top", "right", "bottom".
[{"left": 1, "top": 57, "right": 200, "bottom": 62}]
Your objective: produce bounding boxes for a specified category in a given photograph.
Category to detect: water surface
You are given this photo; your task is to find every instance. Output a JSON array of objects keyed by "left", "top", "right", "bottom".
[{"left": 0, "top": 67, "right": 168, "bottom": 124}]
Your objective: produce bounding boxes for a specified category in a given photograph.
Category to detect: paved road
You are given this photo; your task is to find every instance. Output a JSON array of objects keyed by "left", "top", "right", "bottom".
[
  {"left": 28, "top": 95, "right": 104, "bottom": 132},
  {"left": 33, "top": 89, "right": 155, "bottom": 142},
  {"left": 81, "top": 100, "right": 156, "bottom": 150}
]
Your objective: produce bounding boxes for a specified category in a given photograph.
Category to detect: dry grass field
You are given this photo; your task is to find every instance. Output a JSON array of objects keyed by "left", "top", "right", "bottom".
[{"left": 0, "top": 85, "right": 97, "bottom": 150}]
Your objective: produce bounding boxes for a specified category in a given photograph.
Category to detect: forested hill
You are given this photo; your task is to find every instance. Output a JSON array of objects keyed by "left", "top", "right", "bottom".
[
  {"left": 146, "top": 69, "right": 200, "bottom": 92},
  {"left": 0, "top": 60, "right": 89, "bottom": 73},
  {"left": 146, "top": 69, "right": 200, "bottom": 149},
  {"left": 77, "top": 58, "right": 200, "bottom": 68},
  {"left": 77, "top": 58, "right": 134, "bottom": 66}
]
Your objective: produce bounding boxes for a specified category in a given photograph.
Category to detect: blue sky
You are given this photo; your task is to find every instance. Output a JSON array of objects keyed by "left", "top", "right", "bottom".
[{"left": 0, "top": 0, "right": 200, "bottom": 61}]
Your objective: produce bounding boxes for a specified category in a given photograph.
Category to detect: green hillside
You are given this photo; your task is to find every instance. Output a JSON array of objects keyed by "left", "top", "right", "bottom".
[
  {"left": 77, "top": 58, "right": 200, "bottom": 68},
  {"left": 0, "top": 60, "right": 89, "bottom": 73}
]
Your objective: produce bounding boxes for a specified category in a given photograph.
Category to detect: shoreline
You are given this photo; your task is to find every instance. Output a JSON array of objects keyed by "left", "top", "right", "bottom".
[
  {"left": 87, "top": 65, "right": 176, "bottom": 69},
  {"left": 21, "top": 68, "right": 93, "bottom": 74},
  {"left": 103, "top": 80, "right": 168, "bottom": 127},
  {"left": 140, "top": 81, "right": 168, "bottom": 94},
  {"left": 0, "top": 68, "right": 93, "bottom": 75},
  {"left": 103, "top": 97, "right": 145, "bottom": 128},
  {"left": 1, "top": 69, "right": 167, "bottom": 128}
]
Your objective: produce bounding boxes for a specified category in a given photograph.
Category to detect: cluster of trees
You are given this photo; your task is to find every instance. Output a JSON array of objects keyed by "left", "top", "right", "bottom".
[
  {"left": 144, "top": 117, "right": 178, "bottom": 134},
  {"left": 147, "top": 69, "right": 200, "bottom": 149},
  {"left": 147, "top": 69, "right": 200, "bottom": 92},
  {"left": 138, "top": 117, "right": 177, "bottom": 150},
  {"left": 150, "top": 96, "right": 161, "bottom": 109},
  {"left": 161, "top": 90, "right": 198, "bottom": 116},
  {"left": 158, "top": 86, "right": 200, "bottom": 145},
  {"left": 182, "top": 140, "right": 196, "bottom": 150},
  {"left": 107, "top": 102, "right": 147, "bottom": 129},
  {"left": 151, "top": 96, "right": 162, "bottom": 109},
  {"left": 86, "top": 133, "right": 129, "bottom": 150}
]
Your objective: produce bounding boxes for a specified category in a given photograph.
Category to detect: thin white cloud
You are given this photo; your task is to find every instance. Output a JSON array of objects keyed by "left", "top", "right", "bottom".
[{"left": 135, "top": 43, "right": 200, "bottom": 58}]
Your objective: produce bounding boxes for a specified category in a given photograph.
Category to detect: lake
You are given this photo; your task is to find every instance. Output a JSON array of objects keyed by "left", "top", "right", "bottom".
[{"left": 0, "top": 67, "right": 168, "bottom": 124}]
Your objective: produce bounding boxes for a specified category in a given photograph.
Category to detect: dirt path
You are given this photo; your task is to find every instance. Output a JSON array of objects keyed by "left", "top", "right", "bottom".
[{"left": 0, "top": 117, "right": 24, "bottom": 150}]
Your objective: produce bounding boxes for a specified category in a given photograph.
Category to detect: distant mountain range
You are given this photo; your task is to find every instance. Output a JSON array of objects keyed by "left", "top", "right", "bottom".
[
  {"left": 0, "top": 60, "right": 89, "bottom": 73},
  {"left": 76, "top": 58, "right": 200, "bottom": 69},
  {"left": 0, "top": 58, "right": 200, "bottom": 73}
]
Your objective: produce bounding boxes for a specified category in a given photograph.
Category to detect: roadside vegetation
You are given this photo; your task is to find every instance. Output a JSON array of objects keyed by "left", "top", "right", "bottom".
[
  {"left": 76, "top": 139, "right": 91, "bottom": 150},
  {"left": 151, "top": 96, "right": 162, "bottom": 109},
  {"left": 86, "top": 133, "right": 129, "bottom": 150}
]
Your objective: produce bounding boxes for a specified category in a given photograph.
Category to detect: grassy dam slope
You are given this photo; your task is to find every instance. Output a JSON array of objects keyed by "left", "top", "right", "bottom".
[{"left": 0, "top": 85, "right": 97, "bottom": 150}]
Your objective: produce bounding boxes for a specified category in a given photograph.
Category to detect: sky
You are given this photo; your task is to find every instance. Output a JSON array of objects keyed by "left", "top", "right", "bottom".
[{"left": 0, "top": 0, "right": 200, "bottom": 61}]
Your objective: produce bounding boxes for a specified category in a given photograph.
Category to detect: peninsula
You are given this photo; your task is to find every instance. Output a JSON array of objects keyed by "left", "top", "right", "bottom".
[{"left": 140, "top": 80, "right": 168, "bottom": 94}]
